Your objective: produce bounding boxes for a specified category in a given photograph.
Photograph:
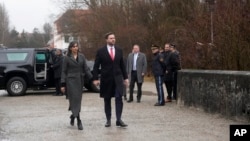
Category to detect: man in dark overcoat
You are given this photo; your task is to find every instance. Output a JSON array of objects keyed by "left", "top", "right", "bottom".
[
  {"left": 93, "top": 32, "right": 129, "bottom": 127},
  {"left": 163, "top": 43, "right": 179, "bottom": 102},
  {"left": 52, "top": 49, "right": 63, "bottom": 96},
  {"left": 151, "top": 44, "right": 166, "bottom": 106},
  {"left": 170, "top": 44, "right": 181, "bottom": 100}
]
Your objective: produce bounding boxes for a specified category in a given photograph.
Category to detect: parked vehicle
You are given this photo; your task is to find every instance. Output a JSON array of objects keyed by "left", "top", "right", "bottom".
[{"left": 0, "top": 47, "right": 99, "bottom": 96}]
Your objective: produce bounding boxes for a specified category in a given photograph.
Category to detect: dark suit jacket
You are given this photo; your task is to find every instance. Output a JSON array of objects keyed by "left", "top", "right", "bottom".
[
  {"left": 93, "top": 45, "right": 128, "bottom": 98},
  {"left": 52, "top": 55, "right": 63, "bottom": 79}
]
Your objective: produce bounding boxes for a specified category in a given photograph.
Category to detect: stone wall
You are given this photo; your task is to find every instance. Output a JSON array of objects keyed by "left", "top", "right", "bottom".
[{"left": 177, "top": 69, "right": 250, "bottom": 120}]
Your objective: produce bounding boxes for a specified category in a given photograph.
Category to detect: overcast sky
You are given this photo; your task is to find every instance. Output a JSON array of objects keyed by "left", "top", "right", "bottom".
[{"left": 0, "top": 0, "right": 61, "bottom": 33}]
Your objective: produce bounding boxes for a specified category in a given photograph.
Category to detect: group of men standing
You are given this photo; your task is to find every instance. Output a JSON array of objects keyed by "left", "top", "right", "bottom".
[
  {"left": 150, "top": 43, "right": 181, "bottom": 106},
  {"left": 125, "top": 42, "right": 181, "bottom": 106}
]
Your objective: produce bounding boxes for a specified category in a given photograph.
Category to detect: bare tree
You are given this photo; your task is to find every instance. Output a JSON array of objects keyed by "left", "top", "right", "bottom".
[
  {"left": 0, "top": 3, "right": 9, "bottom": 45},
  {"left": 43, "top": 23, "right": 53, "bottom": 44},
  {"left": 186, "top": 0, "right": 250, "bottom": 70},
  {"left": 56, "top": 0, "right": 250, "bottom": 70}
]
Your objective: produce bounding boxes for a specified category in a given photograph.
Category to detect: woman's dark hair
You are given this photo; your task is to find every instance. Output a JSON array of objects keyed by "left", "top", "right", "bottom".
[{"left": 67, "top": 41, "right": 79, "bottom": 56}]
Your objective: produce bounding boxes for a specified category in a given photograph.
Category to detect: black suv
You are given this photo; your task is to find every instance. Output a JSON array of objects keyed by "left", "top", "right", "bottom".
[{"left": 0, "top": 47, "right": 99, "bottom": 96}]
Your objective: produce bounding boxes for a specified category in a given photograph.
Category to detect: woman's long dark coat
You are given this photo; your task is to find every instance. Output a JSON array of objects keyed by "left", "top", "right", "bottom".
[{"left": 61, "top": 53, "right": 92, "bottom": 117}]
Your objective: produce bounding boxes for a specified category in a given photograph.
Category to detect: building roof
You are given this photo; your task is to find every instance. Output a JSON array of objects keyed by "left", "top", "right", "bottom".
[{"left": 54, "top": 9, "right": 91, "bottom": 34}]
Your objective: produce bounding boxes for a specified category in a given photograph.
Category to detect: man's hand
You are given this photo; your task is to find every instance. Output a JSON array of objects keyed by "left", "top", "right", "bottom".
[
  {"left": 61, "top": 87, "right": 65, "bottom": 94},
  {"left": 124, "top": 79, "right": 129, "bottom": 87},
  {"left": 93, "top": 80, "right": 100, "bottom": 86}
]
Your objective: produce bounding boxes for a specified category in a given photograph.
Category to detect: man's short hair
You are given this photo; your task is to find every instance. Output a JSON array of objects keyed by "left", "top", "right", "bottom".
[
  {"left": 57, "top": 49, "right": 62, "bottom": 53},
  {"left": 104, "top": 32, "right": 114, "bottom": 39},
  {"left": 170, "top": 43, "right": 176, "bottom": 48},
  {"left": 151, "top": 44, "right": 160, "bottom": 50}
]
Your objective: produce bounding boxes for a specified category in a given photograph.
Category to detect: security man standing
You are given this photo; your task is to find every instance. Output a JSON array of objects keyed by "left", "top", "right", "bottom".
[{"left": 151, "top": 44, "right": 166, "bottom": 106}]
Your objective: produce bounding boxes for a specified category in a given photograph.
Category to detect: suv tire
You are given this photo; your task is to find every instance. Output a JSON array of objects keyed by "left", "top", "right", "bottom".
[{"left": 7, "top": 77, "right": 27, "bottom": 96}]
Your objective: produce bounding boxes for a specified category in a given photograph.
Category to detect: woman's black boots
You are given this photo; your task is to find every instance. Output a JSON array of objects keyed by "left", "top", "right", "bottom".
[
  {"left": 77, "top": 115, "right": 83, "bottom": 130},
  {"left": 70, "top": 114, "right": 83, "bottom": 130},
  {"left": 70, "top": 114, "right": 75, "bottom": 126}
]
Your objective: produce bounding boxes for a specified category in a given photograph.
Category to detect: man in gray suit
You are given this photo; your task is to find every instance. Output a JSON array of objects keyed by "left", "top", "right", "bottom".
[{"left": 127, "top": 44, "right": 147, "bottom": 103}]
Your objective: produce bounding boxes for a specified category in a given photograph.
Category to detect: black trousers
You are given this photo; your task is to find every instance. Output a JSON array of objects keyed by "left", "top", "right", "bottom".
[
  {"left": 165, "top": 80, "right": 173, "bottom": 99},
  {"left": 172, "top": 71, "right": 178, "bottom": 100},
  {"left": 104, "top": 95, "right": 123, "bottom": 121},
  {"left": 129, "top": 71, "right": 142, "bottom": 101},
  {"left": 155, "top": 75, "right": 165, "bottom": 104},
  {"left": 164, "top": 72, "right": 173, "bottom": 99},
  {"left": 55, "top": 78, "right": 61, "bottom": 95}
]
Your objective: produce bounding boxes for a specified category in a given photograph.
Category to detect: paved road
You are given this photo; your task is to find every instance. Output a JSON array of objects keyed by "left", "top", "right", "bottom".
[{"left": 0, "top": 82, "right": 247, "bottom": 141}]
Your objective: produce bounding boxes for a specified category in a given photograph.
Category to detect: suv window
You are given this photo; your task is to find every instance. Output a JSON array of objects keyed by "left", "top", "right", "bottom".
[
  {"left": 36, "top": 53, "right": 46, "bottom": 63},
  {"left": 0, "top": 52, "right": 28, "bottom": 63}
]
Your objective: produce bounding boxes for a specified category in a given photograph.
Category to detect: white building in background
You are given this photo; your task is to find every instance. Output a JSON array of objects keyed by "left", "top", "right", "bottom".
[
  {"left": 53, "top": 25, "right": 79, "bottom": 49},
  {"left": 53, "top": 22, "right": 71, "bottom": 50},
  {"left": 52, "top": 11, "right": 69, "bottom": 50},
  {"left": 53, "top": 31, "right": 80, "bottom": 50},
  {"left": 52, "top": 10, "right": 85, "bottom": 50}
]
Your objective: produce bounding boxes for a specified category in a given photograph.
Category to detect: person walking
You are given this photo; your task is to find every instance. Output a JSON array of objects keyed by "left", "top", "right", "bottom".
[
  {"left": 151, "top": 44, "right": 166, "bottom": 106},
  {"left": 93, "top": 32, "right": 129, "bottom": 128},
  {"left": 52, "top": 49, "right": 63, "bottom": 96},
  {"left": 60, "top": 41, "right": 92, "bottom": 130},
  {"left": 126, "top": 44, "right": 147, "bottom": 103}
]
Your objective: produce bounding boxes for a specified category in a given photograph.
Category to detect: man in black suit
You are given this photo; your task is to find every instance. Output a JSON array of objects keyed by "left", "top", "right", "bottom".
[
  {"left": 93, "top": 32, "right": 129, "bottom": 127},
  {"left": 163, "top": 43, "right": 179, "bottom": 102},
  {"left": 52, "top": 49, "right": 63, "bottom": 96}
]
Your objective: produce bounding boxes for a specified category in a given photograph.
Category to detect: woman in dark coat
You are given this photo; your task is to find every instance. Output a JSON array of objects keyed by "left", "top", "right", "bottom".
[{"left": 61, "top": 41, "right": 92, "bottom": 130}]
